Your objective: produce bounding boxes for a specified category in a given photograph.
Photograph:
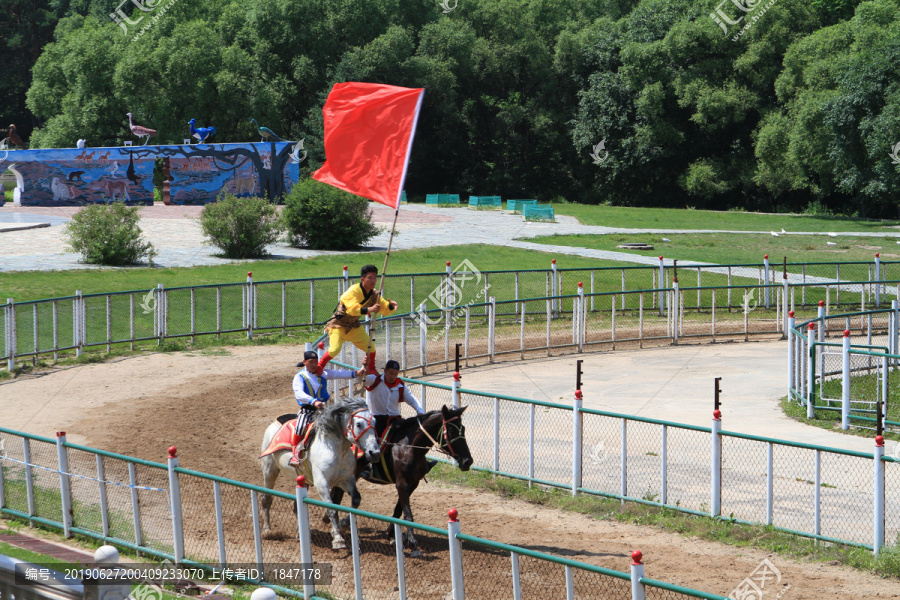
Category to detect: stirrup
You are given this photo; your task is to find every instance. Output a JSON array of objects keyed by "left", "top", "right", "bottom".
[{"left": 289, "top": 448, "right": 305, "bottom": 466}]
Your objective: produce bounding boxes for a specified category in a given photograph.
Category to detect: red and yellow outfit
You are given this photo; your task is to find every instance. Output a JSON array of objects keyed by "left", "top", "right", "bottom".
[{"left": 317, "top": 283, "right": 396, "bottom": 373}]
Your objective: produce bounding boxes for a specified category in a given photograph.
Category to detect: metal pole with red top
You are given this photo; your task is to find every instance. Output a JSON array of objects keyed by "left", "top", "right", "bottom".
[
  {"left": 451, "top": 370, "right": 461, "bottom": 409},
  {"left": 787, "top": 311, "right": 795, "bottom": 395},
  {"left": 658, "top": 255, "right": 665, "bottom": 315},
  {"left": 246, "top": 272, "right": 254, "bottom": 339},
  {"left": 447, "top": 509, "right": 465, "bottom": 600},
  {"left": 295, "top": 476, "right": 315, "bottom": 599},
  {"left": 842, "top": 329, "right": 851, "bottom": 430},
  {"left": 573, "top": 360, "right": 584, "bottom": 497},
  {"left": 782, "top": 256, "right": 790, "bottom": 336},
  {"left": 551, "top": 259, "right": 558, "bottom": 317},
  {"left": 875, "top": 253, "right": 882, "bottom": 307},
  {"left": 167, "top": 446, "right": 184, "bottom": 563},
  {"left": 630, "top": 550, "right": 646, "bottom": 600},
  {"left": 56, "top": 432, "right": 73, "bottom": 537},
  {"left": 577, "top": 282, "right": 585, "bottom": 352},
  {"left": 711, "top": 379, "right": 722, "bottom": 517},
  {"left": 764, "top": 254, "right": 771, "bottom": 308},
  {"left": 874, "top": 425, "right": 886, "bottom": 553},
  {"left": 343, "top": 264, "right": 349, "bottom": 293}
]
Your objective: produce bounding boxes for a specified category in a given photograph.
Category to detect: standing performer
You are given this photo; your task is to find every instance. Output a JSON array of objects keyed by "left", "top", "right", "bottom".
[
  {"left": 290, "top": 350, "right": 364, "bottom": 465},
  {"left": 315, "top": 264, "right": 398, "bottom": 375}
]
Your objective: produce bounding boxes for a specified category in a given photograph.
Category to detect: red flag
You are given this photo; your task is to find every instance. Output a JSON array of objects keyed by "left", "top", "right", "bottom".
[{"left": 312, "top": 82, "right": 424, "bottom": 209}]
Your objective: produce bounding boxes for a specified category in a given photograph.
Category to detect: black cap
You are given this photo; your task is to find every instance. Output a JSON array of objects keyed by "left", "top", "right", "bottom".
[
  {"left": 297, "top": 350, "right": 319, "bottom": 366},
  {"left": 385, "top": 359, "right": 400, "bottom": 371}
]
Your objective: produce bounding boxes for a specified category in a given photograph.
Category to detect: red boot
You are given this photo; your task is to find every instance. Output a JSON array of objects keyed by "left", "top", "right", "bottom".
[
  {"left": 289, "top": 432, "right": 304, "bottom": 466},
  {"left": 314, "top": 351, "right": 333, "bottom": 375},
  {"left": 366, "top": 351, "right": 378, "bottom": 375}
]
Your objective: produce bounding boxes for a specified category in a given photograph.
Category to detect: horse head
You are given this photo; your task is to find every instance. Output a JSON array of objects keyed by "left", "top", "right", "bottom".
[
  {"left": 317, "top": 397, "right": 381, "bottom": 464},
  {"left": 438, "top": 405, "right": 473, "bottom": 471}
]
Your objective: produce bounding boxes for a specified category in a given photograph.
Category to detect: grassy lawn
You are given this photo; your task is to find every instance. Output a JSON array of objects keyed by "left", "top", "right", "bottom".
[
  {"left": 525, "top": 232, "right": 900, "bottom": 266},
  {"left": 429, "top": 464, "right": 900, "bottom": 579},
  {"left": 552, "top": 204, "right": 900, "bottom": 232}
]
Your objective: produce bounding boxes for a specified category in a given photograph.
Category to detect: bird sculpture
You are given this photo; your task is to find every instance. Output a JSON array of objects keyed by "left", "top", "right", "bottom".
[
  {"left": 77, "top": 139, "right": 86, "bottom": 149},
  {"left": 188, "top": 118, "right": 216, "bottom": 144},
  {"left": 126, "top": 113, "right": 157, "bottom": 145},
  {"left": 7, "top": 125, "right": 24, "bottom": 149},
  {"left": 249, "top": 118, "right": 283, "bottom": 142}
]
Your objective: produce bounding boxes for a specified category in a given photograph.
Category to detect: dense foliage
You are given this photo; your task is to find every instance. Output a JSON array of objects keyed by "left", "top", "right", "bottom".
[
  {"left": 64, "top": 201, "right": 156, "bottom": 265},
  {"left": 282, "top": 179, "right": 381, "bottom": 250},
  {"left": 199, "top": 193, "right": 282, "bottom": 258},
  {"left": 10, "top": 0, "right": 900, "bottom": 215}
]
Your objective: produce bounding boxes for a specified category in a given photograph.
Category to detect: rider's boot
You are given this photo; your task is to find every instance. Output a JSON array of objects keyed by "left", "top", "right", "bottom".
[
  {"left": 313, "top": 351, "right": 333, "bottom": 376},
  {"left": 289, "top": 432, "right": 304, "bottom": 466},
  {"left": 365, "top": 351, "right": 377, "bottom": 375}
]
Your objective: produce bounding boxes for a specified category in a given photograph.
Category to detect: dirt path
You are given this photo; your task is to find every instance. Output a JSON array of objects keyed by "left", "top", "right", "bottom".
[{"left": 1, "top": 346, "right": 897, "bottom": 599}]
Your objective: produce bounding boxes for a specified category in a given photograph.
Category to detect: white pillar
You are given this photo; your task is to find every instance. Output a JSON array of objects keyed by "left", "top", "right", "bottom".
[
  {"left": 451, "top": 371, "right": 461, "bottom": 409},
  {"left": 572, "top": 390, "right": 583, "bottom": 496},
  {"left": 787, "top": 311, "right": 795, "bottom": 397},
  {"left": 658, "top": 256, "right": 665, "bottom": 315},
  {"left": 5, "top": 298, "right": 14, "bottom": 372},
  {"left": 875, "top": 254, "right": 882, "bottom": 307},
  {"left": 167, "top": 446, "right": 185, "bottom": 563},
  {"left": 295, "top": 476, "right": 315, "bottom": 599},
  {"left": 630, "top": 551, "right": 646, "bottom": 600},
  {"left": 447, "top": 509, "right": 465, "bottom": 600},
  {"left": 577, "top": 282, "right": 584, "bottom": 352},
  {"left": 874, "top": 435, "right": 886, "bottom": 554},
  {"left": 343, "top": 264, "right": 349, "bottom": 293},
  {"left": 842, "top": 329, "right": 851, "bottom": 430},
  {"left": 551, "top": 259, "right": 558, "bottom": 317},
  {"left": 55, "top": 432, "right": 73, "bottom": 537},
  {"left": 764, "top": 255, "right": 771, "bottom": 309},
  {"left": 711, "top": 410, "right": 722, "bottom": 516}
]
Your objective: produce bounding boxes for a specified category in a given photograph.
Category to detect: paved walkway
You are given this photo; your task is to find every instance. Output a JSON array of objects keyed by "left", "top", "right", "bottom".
[{"left": 4, "top": 203, "right": 900, "bottom": 272}]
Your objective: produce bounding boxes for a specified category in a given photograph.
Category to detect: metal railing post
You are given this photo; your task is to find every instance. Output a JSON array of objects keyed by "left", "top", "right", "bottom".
[
  {"left": 630, "top": 551, "right": 646, "bottom": 600},
  {"left": 247, "top": 272, "right": 254, "bottom": 340},
  {"left": 572, "top": 389, "right": 583, "bottom": 496},
  {"left": 874, "top": 435, "right": 886, "bottom": 554},
  {"left": 875, "top": 254, "right": 882, "bottom": 307},
  {"left": 447, "top": 509, "right": 465, "bottom": 600},
  {"left": 167, "top": 446, "right": 185, "bottom": 563},
  {"left": 842, "top": 330, "right": 851, "bottom": 430},
  {"left": 489, "top": 296, "right": 496, "bottom": 363},
  {"left": 56, "top": 432, "right": 73, "bottom": 537},
  {"left": 764, "top": 255, "right": 771, "bottom": 309},
  {"left": 75, "top": 290, "right": 83, "bottom": 356},
  {"left": 577, "top": 282, "right": 584, "bottom": 352},
  {"left": 658, "top": 256, "right": 665, "bottom": 315},
  {"left": 451, "top": 371, "right": 461, "bottom": 409},
  {"left": 5, "top": 298, "right": 14, "bottom": 371},
  {"left": 787, "top": 311, "right": 795, "bottom": 397},
  {"left": 551, "top": 259, "right": 558, "bottom": 317},
  {"left": 807, "top": 324, "right": 816, "bottom": 419},
  {"left": 295, "top": 476, "right": 315, "bottom": 599},
  {"left": 711, "top": 409, "right": 722, "bottom": 517}
]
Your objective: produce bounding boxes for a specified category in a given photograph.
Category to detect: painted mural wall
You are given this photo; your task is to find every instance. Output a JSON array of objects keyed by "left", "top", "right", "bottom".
[{"left": 1, "top": 142, "right": 302, "bottom": 206}]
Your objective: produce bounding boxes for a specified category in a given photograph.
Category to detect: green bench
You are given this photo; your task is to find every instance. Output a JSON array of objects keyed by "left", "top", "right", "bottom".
[
  {"left": 426, "top": 193, "right": 461, "bottom": 205},
  {"left": 523, "top": 205, "right": 555, "bottom": 222},
  {"left": 468, "top": 195, "right": 503, "bottom": 208},
  {"left": 507, "top": 199, "right": 538, "bottom": 213}
]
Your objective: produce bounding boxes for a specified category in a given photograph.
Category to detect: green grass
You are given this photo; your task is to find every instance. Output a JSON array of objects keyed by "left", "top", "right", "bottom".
[
  {"left": 525, "top": 233, "right": 900, "bottom": 265},
  {"left": 430, "top": 464, "right": 900, "bottom": 579},
  {"left": 552, "top": 204, "right": 900, "bottom": 232},
  {"left": 3, "top": 244, "right": 633, "bottom": 303}
]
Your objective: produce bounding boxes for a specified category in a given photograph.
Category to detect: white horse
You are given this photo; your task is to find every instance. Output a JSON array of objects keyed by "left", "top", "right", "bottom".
[{"left": 260, "top": 397, "right": 381, "bottom": 550}]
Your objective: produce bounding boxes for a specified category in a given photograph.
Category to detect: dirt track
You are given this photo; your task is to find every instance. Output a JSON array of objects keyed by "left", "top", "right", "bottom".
[{"left": 2, "top": 346, "right": 898, "bottom": 599}]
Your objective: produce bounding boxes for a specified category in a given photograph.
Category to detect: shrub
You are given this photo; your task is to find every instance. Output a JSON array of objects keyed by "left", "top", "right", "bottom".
[
  {"left": 282, "top": 179, "right": 381, "bottom": 250},
  {"left": 199, "top": 193, "right": 283, "bottom": 258},
  {"left": 64, "top": 201, "right": 156, "bottom": 266}
]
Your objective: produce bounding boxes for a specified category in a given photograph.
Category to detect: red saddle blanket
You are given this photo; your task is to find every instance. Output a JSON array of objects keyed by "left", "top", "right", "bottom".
[{"left": 259, "top": 419, "right": 313, "bottom": 458}]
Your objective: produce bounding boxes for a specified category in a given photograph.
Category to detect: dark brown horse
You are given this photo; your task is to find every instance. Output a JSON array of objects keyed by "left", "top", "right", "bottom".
[{"left": 339, "top": 405, "right": 473, "bottom": 556}]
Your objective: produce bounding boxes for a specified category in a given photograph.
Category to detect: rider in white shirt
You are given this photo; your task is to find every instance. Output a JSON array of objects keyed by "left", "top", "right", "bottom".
[
  {"left": 290, "top": 350, "right": 363, "bottom": 465},
  {"left": 364, "top": 360, "right": 425, "bottom": 439}
]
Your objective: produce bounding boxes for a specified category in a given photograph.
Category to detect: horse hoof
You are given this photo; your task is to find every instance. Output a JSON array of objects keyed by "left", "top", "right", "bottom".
[
  {"left": 409, "top": 549, "right": 423, "bottom": 558},
  {"left": 322, "top": 514, "right": 331, "bottom": 525},
  {"left": 332, "top": 539, "right": 347, "bottom": 550}
]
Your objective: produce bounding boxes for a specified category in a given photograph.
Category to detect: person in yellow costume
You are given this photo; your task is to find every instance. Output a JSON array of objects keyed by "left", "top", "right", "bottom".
[{"left": 314, "top": 264, "right": 398, "bottom": 375}]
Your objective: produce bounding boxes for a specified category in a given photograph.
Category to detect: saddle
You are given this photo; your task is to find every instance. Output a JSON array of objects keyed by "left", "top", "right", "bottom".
[{"left": 259, "top": 418, "right": 314, "bottom": 458}]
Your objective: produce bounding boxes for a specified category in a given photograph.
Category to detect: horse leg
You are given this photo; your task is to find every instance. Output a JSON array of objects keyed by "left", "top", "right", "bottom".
[
  {"left": 401, "top": 480, "right": 423, "bottom": 557},
  {"left": 315, "top": 482, "right": 346, "bottom": 551},
  {"left": 259, "top": 455, "right": 281, "bottom": 532},
  {"left": 322, "top": 487, "right": 345, "bottom": 524}
]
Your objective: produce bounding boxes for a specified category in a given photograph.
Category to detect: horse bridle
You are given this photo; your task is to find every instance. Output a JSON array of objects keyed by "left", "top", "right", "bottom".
[
  {"left": 345, "top": 408, "right": 375, "bottom": 443},
  {"left": 418, "top": 415, "right": 466, "bottom": 458}
]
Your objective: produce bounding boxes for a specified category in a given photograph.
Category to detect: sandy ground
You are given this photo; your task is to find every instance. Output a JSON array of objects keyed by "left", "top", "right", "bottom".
[{"left": 1, "top": 344, "right": 898, "bottom": 598}]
